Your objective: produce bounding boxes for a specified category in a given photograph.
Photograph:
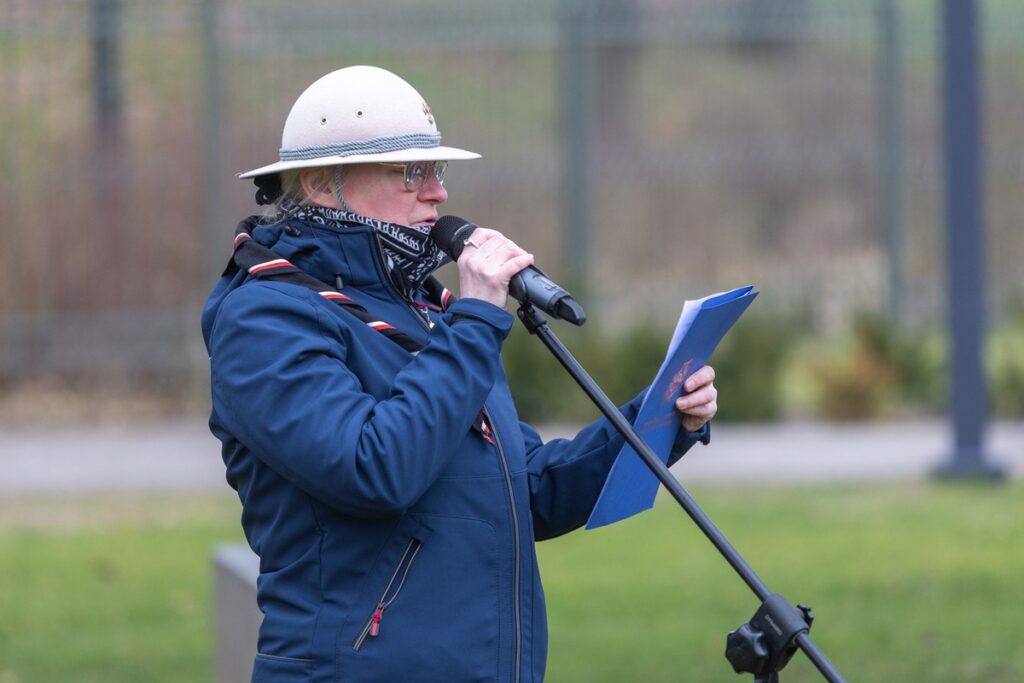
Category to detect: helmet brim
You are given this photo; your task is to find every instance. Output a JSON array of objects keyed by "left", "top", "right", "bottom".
[{"left": 238, "top": 145, "right": 481, "bottom": 179}]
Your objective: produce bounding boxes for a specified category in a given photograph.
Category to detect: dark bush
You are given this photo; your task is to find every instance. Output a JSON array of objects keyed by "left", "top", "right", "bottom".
[
  {"left": 501, "top": 323, "right": 669, "bottom": 424},
  {"left": 711, "top": 313, "right": 801, "bottom": 421},
  {"left": 990, "top": 306, "right": 1024, "bottom": 418},
  {"left": 808, "top": 313, "right": 945, "bottom": 420}
]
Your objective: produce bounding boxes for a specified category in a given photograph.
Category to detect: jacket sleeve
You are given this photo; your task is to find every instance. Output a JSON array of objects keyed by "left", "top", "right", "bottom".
[
  {"left": 523, "top": 391, "right": 711, "bottom": 540},
  {"left": 209, "top": 283, "right": 513, "bottom": 518}
]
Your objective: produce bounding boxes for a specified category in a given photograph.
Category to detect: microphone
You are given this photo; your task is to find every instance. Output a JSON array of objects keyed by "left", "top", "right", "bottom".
[{"left": 431, "top": 215, "right": 587, "bottom": 326}]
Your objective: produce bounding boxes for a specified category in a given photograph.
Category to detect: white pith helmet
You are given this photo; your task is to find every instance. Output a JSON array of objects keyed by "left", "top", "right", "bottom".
[{"left": 239, "top": 65, "right": 480, "bottom": 179}]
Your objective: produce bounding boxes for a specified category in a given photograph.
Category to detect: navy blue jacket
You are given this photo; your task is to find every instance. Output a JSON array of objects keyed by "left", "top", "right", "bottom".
[{"left": 201, "top": 218, "right": 708, "bottom": 683}]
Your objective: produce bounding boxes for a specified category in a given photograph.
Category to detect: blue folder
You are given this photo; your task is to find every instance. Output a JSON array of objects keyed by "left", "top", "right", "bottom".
[{"left": 586, "top": 285, "right": 758, "bottom": 529}]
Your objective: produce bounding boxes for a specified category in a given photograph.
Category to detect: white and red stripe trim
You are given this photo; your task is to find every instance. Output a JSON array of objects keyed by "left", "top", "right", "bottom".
[
  {"left": 319, "top": 291, "right": 352, "bottom": 302},
  {"left": 248, "top": 258, "right": 292, "bottom": 275},
  {"left": 233, "top": 232, "right": 251, "bottom": 249},
  {"left": 368, "top": 321, "right": 395, "bottom": 331}
]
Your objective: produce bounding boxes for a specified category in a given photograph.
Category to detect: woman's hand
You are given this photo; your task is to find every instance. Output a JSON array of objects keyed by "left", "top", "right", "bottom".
[
  {"left": 456, "top": 228, "right": 535, "bottom": 309},
  {"left": 674, "top": 365, "right": 718, "bottom": 432}
]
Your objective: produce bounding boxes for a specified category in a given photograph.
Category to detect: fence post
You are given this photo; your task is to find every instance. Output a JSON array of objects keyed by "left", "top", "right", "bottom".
[
  {"left": 876, "top": 0, "right": 905, "bottom": 325},
  {"left": 92, "top": 0, "right": 121, "bottom": 147},
  {"left": 933, "top": 0, "right": 1003, "bottom": 480},
  {"left": 203, "top": 0, "right": 228, "bottom": 286},
  {"left": 560, "top": 0, "right": 594, "bottom": 303},
  {"left": 92, "top": 0, "right": 123, "bottom": 308}
]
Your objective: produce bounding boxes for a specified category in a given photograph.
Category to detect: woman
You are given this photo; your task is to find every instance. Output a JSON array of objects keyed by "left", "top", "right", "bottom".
[{"left": 201, "top": 65, "right": 718, "bottom": 683}]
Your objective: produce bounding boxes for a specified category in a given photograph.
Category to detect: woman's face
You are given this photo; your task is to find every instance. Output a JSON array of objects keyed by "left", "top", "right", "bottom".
[{"left": 306, "top": 163, "right": 448, "bottom": 227}]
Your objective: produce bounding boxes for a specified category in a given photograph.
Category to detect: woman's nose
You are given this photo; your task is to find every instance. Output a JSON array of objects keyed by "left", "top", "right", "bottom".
[{"left": 418, "top": 174, "right": 448, "bottom": 204}]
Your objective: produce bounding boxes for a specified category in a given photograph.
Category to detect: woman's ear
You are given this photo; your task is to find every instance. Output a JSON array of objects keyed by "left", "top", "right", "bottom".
[{"left": 298, "top": 167, "right": 334, "bottom": 204}]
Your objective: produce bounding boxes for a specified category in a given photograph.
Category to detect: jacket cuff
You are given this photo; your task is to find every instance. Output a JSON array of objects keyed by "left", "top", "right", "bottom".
[
  {"left": 668, "top": 421, "right": 711, "bottom": 466},
  {"left": 443, "top": 298, "right": 515, "bottom": 333}
]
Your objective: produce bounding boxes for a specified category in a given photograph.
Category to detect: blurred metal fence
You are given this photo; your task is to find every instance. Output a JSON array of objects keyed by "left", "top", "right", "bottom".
[{"left": 2, "top": 0, "right": 1023, "bottom": 381}]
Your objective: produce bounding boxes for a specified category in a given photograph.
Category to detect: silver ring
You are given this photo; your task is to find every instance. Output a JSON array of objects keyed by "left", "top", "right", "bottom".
[{"left": 463, "top": 237, "right": 480, "bottom": 249}]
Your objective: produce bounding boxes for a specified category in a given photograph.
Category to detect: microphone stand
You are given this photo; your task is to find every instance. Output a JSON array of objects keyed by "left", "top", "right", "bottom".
[{"left": 516, "top": 302, "right": 846, "bottom": 683}]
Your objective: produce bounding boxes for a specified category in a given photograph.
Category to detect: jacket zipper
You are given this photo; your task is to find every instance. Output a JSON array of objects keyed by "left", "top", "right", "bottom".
[
  {"left": 373, "top": 241, "right": 520, "bottom": 678},
  {"left": 352, "top": 538, "right": 423, "bottom": 651},
  {"left": 484, "top": 407, "right": 522, "bottom": 683}
]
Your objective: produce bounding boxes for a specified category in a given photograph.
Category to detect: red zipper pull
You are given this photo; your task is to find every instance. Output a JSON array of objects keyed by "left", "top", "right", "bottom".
[
  {"left": 480, "top": 419, "right": 496, "bottom": 445},
  {"left": 369, "top": 607, "right": 383, "bottom": 637}
]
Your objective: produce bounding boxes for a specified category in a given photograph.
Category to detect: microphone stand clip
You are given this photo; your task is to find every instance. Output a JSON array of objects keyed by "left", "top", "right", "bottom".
[{"left": 726, "top": 594, "right": 815, "bottom": 683}]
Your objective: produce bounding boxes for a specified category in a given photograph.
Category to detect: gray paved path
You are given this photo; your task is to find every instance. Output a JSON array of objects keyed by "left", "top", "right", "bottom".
[{"left": 1, "top": 418, "right": 1021, "bottom": 492}]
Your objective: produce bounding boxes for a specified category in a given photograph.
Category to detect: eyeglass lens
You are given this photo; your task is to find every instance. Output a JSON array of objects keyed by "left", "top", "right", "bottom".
[{"left": 406, "top": 161, "right": 447, "bottom": 190}]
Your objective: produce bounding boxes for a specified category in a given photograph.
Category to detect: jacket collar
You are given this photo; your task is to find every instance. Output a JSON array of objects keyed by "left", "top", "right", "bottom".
[{"left": 249, "top": 218, "right": 397, "bottom": 299}]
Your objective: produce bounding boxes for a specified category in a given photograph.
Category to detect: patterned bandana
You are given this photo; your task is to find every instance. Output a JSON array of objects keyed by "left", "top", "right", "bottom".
[{"left": 277, "top": 202, "right": 450, "bottom": 299}]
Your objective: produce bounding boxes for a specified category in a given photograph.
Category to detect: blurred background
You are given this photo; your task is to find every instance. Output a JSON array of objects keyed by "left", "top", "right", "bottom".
[
  {"left": 1, "top": 0, "right": 1023, "bottom": 422},
  {"left": 0, "top": 1, "right": 1022, "bottom": 682}
]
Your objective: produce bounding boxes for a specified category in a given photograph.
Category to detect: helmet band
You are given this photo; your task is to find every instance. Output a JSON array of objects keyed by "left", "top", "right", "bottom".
[{"left": 279, "top": 132, "right": 442, "bottom": 162}]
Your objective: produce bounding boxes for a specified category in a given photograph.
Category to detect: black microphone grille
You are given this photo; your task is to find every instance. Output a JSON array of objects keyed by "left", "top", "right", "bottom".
[{"left": 431, "top": 215, "right": 476, "bottom": 260}]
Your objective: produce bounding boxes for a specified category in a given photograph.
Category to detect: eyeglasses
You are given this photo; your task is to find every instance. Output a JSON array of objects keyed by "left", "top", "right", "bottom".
[{"left": 379, "top": 160, "right": 448, "bottom": 192}]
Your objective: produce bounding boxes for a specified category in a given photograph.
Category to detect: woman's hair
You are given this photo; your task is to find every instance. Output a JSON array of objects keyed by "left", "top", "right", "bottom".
[{"left": 261, "top": 165, "right": 342, "bottom": 218}]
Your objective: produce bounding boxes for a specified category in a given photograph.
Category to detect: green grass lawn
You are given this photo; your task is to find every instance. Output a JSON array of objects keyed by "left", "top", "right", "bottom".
[
  {"left": 0, "top": 495, "right": 244, "bottom": 683},
  {"left": 0, "top": 482, "right": 1021, "bottom": 682},
  {"left": 540, "top": 483, "right": 1024, "bottom": 683}
]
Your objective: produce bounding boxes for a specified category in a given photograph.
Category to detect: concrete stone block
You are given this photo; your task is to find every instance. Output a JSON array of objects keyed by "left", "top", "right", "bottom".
[{"left": 213, "top": 544, "right": 261, "bottom": 683}]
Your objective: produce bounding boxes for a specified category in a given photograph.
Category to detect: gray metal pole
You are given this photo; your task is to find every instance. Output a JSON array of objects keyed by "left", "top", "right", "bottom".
[
  {"left": 933, "top": 0, "right": 1003, "bottom": 480},
  {"left": 203, "top": 0, "right": 228, "bottom": 285},
  {"left": 876, "top": 0, "right": 905, "bottom": 324},
  {"left": 92, "top": 0, "right": 123, "bottom": 309},
  {"left": 92, "top": 0, "right": 121, "bottom": 141},
  {"left": 560, "top": 0, "right": 593, "bottom": 302}
]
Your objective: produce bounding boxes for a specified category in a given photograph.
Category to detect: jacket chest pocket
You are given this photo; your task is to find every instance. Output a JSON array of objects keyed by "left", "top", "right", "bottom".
[{"left": 352, "top": 537, "right": 423, "bottom": 651}]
